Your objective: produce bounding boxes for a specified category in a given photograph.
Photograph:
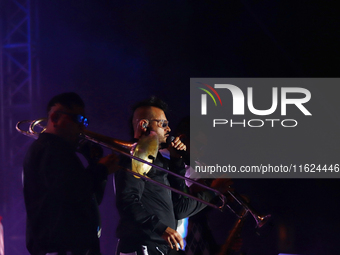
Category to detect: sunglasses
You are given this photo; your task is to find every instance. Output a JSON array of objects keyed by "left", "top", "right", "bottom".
[
  {"left": 57, "top": 111, "right": 89, "bottom": 127},
  {"left": 149, "top": 119, "right": 169, "bottom": 128}
]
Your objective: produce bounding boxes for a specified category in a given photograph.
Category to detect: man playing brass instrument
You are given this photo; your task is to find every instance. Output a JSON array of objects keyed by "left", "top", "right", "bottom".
[
  {"left": 23, "top": 92, "right": 118, "bottom": 255},
  {"left": 114, "top": 97, "right": 229, "bottom": 255}
]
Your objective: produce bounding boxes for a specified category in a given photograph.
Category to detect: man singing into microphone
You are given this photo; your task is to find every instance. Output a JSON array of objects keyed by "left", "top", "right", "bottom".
[{"left": 114, "top": 97, "right": 226, "bottom": 255}]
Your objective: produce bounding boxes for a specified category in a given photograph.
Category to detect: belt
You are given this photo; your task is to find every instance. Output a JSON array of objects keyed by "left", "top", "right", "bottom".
[
  {"left": 45, "top": 251, "right": 93, "bottom": 255},
  {"left": 46, "top": 253, "right": 74, "bottom": 255}
]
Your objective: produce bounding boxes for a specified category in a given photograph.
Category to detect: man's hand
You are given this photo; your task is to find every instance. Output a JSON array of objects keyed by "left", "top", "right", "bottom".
[
  {"left": 161, "top": 227, "right": 184, "bottom": 251},
  {"left": 98, "top": 153, "right": 119, "bottom": 174},
  {"left": 168, "top": 136, "right": 186, "bottom": 158},
  {"left": 77, "top": 140, "right": 103, "bottom": 163}
]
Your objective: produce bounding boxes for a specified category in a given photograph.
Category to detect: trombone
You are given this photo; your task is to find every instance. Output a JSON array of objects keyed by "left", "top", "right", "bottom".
[{"left": 16, "top": 119, "right": 271, "bottom": 228}]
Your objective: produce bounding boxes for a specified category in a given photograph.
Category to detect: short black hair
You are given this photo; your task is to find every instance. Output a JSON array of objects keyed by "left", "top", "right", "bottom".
[
  {"left": 129, "top": 96, "right": 168, "bottom": 138},
  {"left": 132, "top": 96, "right": 168, "bottom": 113},
  {"left": 47, "top": 92, "right": 85, "bottom": 113}
]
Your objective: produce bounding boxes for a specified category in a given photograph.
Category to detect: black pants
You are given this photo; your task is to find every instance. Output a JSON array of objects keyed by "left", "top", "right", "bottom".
[
  {"left": 116, "top": 239, "right": 170, "bottom": 255},
  {"left": 38, "top": 250, "right": 99, "bottom": 255}
]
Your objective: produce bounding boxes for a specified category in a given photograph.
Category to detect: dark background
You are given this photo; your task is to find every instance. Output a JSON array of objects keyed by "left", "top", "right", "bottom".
[{"left": 2, "top": 0, "right": 340, "bottom": 254}]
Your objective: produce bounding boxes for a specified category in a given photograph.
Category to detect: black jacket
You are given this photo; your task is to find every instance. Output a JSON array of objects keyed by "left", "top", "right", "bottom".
[
  {"left": 114, "top": 151, "right": 214, "bottom": 246},
  {"left": 23, "top": 133, "right": 108, "bottom": 255}
]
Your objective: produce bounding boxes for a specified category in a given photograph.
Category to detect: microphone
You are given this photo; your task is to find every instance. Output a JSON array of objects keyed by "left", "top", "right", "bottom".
[
  {"left": 166, "top": 135, "right": 175, "bottom": 146},
  {"left": 166, "top": 136, "right": 190, "bottom": 165}
]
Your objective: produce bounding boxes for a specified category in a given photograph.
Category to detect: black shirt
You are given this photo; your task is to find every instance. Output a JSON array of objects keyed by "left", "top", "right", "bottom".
[
  {"left": 23, "top": 133, "right": 108, "bottom": 255},
  {"left": 114, "top": 151, "right": 214, "bottom": 247}
]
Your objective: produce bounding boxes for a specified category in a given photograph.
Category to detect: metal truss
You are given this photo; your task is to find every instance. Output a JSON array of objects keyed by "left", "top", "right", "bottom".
[{"left": 0, "top": 0, "right": 39, "bottom": 254}]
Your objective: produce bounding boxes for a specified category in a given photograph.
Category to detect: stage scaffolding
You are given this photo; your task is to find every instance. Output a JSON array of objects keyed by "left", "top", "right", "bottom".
[{"left": 0, "top": 0, "right": 39, "bottom": 253}]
